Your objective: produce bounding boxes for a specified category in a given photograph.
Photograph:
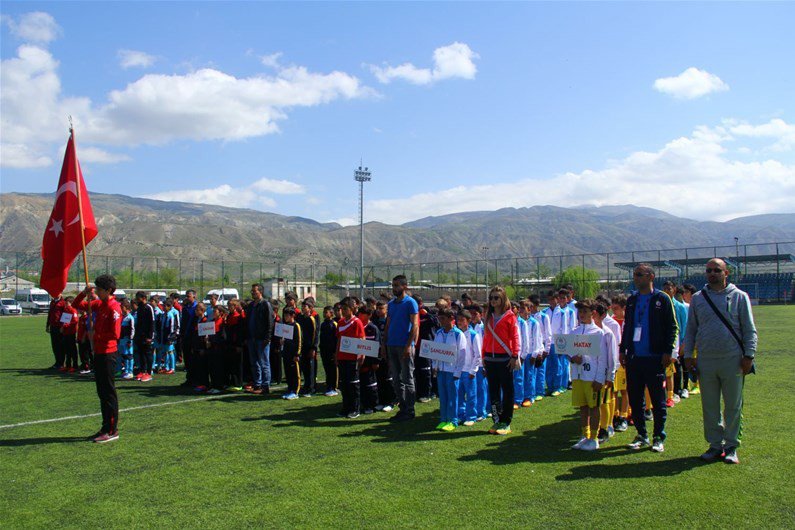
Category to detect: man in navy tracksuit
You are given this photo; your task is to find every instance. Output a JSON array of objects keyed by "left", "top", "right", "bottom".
[
  {"left": 620, "top": 263, "right": 678, "bottom": 453},
  {"left": 180, "top": 290, "right": 198, "bottom": 386}
]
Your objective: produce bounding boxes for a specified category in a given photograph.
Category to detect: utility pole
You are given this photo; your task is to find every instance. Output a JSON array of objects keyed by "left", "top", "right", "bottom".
[{"left": 354, "top": 164, "right": 372, "bottom": 299}]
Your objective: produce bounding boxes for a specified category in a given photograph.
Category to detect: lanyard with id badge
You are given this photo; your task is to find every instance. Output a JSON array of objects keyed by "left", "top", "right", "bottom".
[{"left": 633, "top": 297, "right": 650, "bottom": 344}]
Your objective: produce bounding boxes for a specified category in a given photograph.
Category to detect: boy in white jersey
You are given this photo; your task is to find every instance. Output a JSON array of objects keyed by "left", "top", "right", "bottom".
[
  {"left": 592, "top": 302, "right": 618, "bottom": 443},
  {"left": 568, "top": 299, "right": 611, "bottom": 451}
]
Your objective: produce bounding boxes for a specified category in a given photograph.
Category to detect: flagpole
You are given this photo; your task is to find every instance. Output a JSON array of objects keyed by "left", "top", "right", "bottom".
[{"left": 70, "top": 119, "right": 93, "bottom": 332}]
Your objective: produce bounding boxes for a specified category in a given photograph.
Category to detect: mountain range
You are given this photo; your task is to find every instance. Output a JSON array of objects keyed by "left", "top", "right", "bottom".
[{"left": 1, "top": 192, "right": 793, "bottom": 268}]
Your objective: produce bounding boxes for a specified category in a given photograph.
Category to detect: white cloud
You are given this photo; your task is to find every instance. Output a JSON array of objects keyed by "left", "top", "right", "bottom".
[
  {"left": 77, "top": 146, "right": 131, "bottom": 164},
  {"left": 329, "top": 217, "right": 357, "bottom": 227},
  {"left": 4, "top": 12, "right": 61, "bottom": 43},
  {"left": 260, "top": 52, "right": 283, "bottom": 69},
  {"left": 654, "top": 67, "right": 729, "bottom": 99},
  {"left": 369, "top": 42, "right": 478, "bottom": 85},
  {"left": 249, "top": 178, "right": 306, "bottom": 195},
  {"left": 366, "top": 119, "right": 795, "bottom": 224},
  {"left": 727, "top": 118, "right": 795, "bottom": 152},
  {"left": 0, "top": 143, "right": 53, "bottom": 168},
  {"left": 118, "top": 49, "right": 156, "bottom": 69},
  {"left": 1, "top": 14, "right": 377, "bottom": 167},
  {"left": 143, "top": 177, "right": 306, "bottom": 209}
]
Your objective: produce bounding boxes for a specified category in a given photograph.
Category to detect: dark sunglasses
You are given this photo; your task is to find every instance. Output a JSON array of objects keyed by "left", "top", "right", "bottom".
[
  {"left": 633, "top": 272, "right": 649, "bottom": 277},
  {"left": 489, "top": 295, "right": 501, "bottom": 301},
  {"left": 705, "top": 268, "right": 724, "bottom": 273}
]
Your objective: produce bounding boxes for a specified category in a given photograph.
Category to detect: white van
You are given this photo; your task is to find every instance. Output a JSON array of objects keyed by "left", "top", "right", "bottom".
[
  {"left": 203, "top": 288, "right": 240, "bottom": 307},
  {"left": 0, "top": 298, "right": 23, "bottom": 315},
  {"left": 114, "top": 289, "right": 127, "bottom": 301},
  {"left": 15, "top": 288, "right": 51, "bottom": 314}
]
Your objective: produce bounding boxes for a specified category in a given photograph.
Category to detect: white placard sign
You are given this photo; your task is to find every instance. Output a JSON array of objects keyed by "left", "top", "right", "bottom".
[
  {"left": 419, "top": 339, "right": 457, "bottom": 363},
  {"left": 60, "top": 312, "right": 75, "bottom": 324},
  {"left": 274, "top": 322, "right": 294, "bottom": 340},
  {"left": 553, "top": 334, "right": 600, "bottom": 358},
  {"left": 198, "top": 321, "right": 216, "bottom": 337},
  {"left": 339, "top": 337, "right": 381, "bottom": 358}
]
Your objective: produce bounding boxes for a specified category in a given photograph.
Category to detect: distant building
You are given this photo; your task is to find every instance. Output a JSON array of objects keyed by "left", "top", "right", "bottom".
[
  {"left": 0, "top": 274, "right": 36, "bottom": 292},
  {"left": 262, "top": 278, "right": 318, "bottom": 301}
]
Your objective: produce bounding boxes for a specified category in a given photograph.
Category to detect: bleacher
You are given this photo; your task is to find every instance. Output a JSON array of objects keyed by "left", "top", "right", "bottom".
[{"left": 625, "top": 272, "right": 794, "bottom": 302}]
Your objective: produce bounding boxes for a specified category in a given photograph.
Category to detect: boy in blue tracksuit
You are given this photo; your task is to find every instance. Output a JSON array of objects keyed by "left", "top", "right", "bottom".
[
  {"left": 456, "top": 310, "right": 482, "bottom": 426},
  {"left": 545, "top": 292, "right": 565, "bottom": 396},
  {"left": 150, "top": 297, "right": 164, "bottom": 372},
  {"left": 529, "top": 294, "right": 551, "bottom": 401},
  {"left": 120, "top": 300, "right": 135, "bottom": 379},
  {"left": 432, "top": 308, "right": 469, "bottom": 432},
  {"left": 556, "top": 288, "right": 576, "bottom": 393},
  {"left": 467, "top": 304, "right": 489, "bottom": 420},
  {"left": 160, "top": 298, "right": 181, "bottom": 374},
  {"left": 519, "top": 301, "right": 544, "bottom": 406},
  {"left": 513, "top": 303, "right": 527, "bottom": 408}
]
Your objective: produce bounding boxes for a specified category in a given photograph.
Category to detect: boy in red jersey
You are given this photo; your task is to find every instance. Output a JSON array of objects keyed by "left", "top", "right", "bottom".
[
  {"left": 336, "top": 297, "right": 365, "bottom": 419},
  {"left": 60, "top": 296, "right": 79, "bottom": 373},
  {"left": 73, "top": 275, "right": 123, "bottom": 443}
]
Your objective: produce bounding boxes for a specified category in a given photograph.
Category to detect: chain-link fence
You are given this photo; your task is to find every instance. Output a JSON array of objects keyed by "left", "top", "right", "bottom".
[{"left": 2, "top": 241, "right": 793, "bottom": 305}]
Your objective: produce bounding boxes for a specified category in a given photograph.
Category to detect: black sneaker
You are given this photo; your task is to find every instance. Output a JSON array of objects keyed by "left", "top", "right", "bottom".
[
  {"left": 597, "top": 428, "right": 610, "bottom": 444},
  {"left": 700, "top": 446, "right": 725, "bottom": 462}
]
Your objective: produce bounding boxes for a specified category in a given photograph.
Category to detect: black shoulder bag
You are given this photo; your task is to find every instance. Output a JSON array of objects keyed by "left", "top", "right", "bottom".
[{"left": 700, "top": 288, "right": 755, "bottom": 375}]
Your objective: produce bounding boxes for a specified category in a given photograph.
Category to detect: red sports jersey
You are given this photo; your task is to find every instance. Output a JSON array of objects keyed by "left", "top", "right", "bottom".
[
  {"left": 73, "top": 291, "right": 122, "bottom": 354},
  {"left": 336, "top": 316, "right": 364, "bottom": 361}
]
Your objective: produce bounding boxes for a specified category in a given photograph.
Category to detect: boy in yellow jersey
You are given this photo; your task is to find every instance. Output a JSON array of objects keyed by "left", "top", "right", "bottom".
[
  {"left": 610, "top": 295, "right": 630, "bottom": 432},
  {"left": 568, "top": 299, "right": 611, "bottom": 451}
]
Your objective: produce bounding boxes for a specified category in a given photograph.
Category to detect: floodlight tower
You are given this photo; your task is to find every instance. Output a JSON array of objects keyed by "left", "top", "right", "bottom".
[{"left": 354, "top": 164, "right": 372, "bottom": 299}]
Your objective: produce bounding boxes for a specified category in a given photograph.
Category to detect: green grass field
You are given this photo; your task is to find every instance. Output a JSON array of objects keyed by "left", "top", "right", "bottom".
[{"left": 1, "top": 308, "right": 794, "bottom": 528}]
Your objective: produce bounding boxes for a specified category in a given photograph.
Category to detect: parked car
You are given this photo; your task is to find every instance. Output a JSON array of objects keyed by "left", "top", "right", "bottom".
[
  {"left": 0, "top": 298, "right": 23, "bottom": 315},
  {"left": 203, "top": 288, "right": 240, "bottom": 307},
  {"left": 14, "top": 288, "right": 51, "bottom": 314}
]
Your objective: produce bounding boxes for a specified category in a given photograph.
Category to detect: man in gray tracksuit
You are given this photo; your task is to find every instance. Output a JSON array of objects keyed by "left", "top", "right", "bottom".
[{"left": 683, "top": 258, "right": 757, "bottom": 465}]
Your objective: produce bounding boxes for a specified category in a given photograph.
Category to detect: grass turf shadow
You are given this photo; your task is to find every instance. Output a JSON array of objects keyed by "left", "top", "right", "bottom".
[
  {"left": 458, "top": 415, "right": 634, "bottom": 466},
  {"left": 0, "top": 436, "right": 87, "bottom": 447},
  {"left": 556, "top": 456, "right": 709, "bottom": 480}
]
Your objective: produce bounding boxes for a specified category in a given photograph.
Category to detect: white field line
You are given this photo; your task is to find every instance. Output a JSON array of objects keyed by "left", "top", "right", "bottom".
[{"left": 0, "top": 394, "right": 235, "bottom": 430}]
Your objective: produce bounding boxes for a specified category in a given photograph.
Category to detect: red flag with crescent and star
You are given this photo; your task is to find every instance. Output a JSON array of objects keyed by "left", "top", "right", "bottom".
[{"left": 39, "top": 134, "right": 98, "bottom": 298}]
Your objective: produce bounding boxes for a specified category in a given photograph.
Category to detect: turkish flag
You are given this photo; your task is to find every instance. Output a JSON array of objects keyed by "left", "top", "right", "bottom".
[{"left": 39, "top": 134, "right": 98, "bottom": 298}]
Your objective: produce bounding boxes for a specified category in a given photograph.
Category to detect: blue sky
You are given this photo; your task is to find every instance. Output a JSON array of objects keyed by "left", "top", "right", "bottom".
[{"left": 1, "top": 2, "right": 793, "bottom": 225}]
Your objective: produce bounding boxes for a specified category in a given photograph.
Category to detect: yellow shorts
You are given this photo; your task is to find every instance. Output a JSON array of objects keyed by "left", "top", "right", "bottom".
[
  {"left": 572, "top": 379, "right": 599, "bottom": 408},
  {"left": 614, "top": 366, "right": 627, "bottom": 392},
  {"left": 665, "top": 363, "right": 677, "bottom": 377}
]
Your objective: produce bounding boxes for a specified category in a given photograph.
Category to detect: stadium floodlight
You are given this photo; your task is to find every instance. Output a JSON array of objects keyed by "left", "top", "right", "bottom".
[{"left": 354, "top": 165, "right": 372, "bottom": 299}]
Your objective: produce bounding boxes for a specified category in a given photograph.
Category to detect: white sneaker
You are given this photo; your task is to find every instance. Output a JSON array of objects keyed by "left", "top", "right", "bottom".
[
  {"left": 672, "top": 394, "right": 681, "bottom": 404},
  {"left": 651, "top": 437, "right": 665, "bottom": 453},
  {"left": 571, "top": 437, "right": 587, "bottom": 450},
  {"left": 382, "top": 405, "right": 393, "bottom": 412},
  {"left": 723, "top": 447, "right": 739, "bottom": 464},
  {"left": 680, "top": 389, "right": 689, "bottom": 399},
  {"left": 581, "top": 438, "right": 599, "bottom": 451},
  {"left": 607, "top": 426, "right": 615, "bottom": 438},
  {"left": 207, "top": 388, "right": 221, "bottom": 395}
]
